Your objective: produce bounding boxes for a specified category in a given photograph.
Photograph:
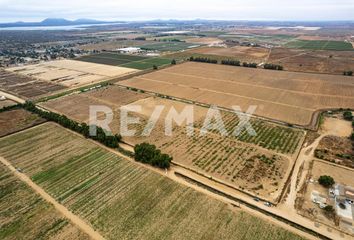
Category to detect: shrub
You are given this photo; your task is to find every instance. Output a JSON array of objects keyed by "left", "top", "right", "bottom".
[
  {"left": 343, "top": 111, "right": 353, "bottom": 121},
  {"left": 171, "top": 59, "right": 177, "bottom": 65},
  {"left": 318, "top": 175, "right": 335, "bottom": 187},
  {"left": 153, "top": 65, "right": 158, "bottom": 70}
]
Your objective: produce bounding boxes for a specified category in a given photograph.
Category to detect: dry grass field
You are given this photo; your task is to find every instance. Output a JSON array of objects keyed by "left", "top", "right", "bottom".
[
  {"left": 184, "top": 37, "right": 224, "bottom": 45},
  {"left": 118, "top": 62, "right": 354, "bottom": 127},
  {"left": 0, "top": 123, "right": 304, "bottom": 240},
  {"left": 0, "top": 109, "right": 45, "bottom": 137},
  {"left": 0, "top": 69, "right": 66, "bottom": 99},
  {"left": 268, "top": 48, "right": 354, "bottom": 74},
  {"left": 8, "top": 60, "right": 138, "bottom": 88},
  {"left": 0, "top": 164, "right": 89, "bottom": 240}
]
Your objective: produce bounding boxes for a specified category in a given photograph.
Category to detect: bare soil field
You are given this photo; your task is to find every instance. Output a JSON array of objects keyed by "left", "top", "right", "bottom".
[
  {"left": 0, "top": 164, "right": 90, "bottom": 240},
  {"left": 297, "top": 160, "right": 354, "bottom": 232},
  {"left": 0, "top": 99, "right": 16, "bottom": 109},
  {"left": 118, "top": 62, "right": 354, "bottom": 127},
  {"left": 186, "top": 46, "right": 270, "bottom": 63},
  {"left": 0, "top": 123, "right": 304, "bottom": 240},
  {"left": 0, "top": 69, "right": 66, "bottom": 99},
  {"left": 0, "top": 109, "right": 45, "bottom": 137},
  {"left": 8, "top": 60, "right": 138, "bottom": 88},
  {"left": 40, "top": 86, "right": 148, "bottom": 131},
  {"left": 268, "top": 48, "right": 354, "bottom": 74},
  {"left": 184, "top": 37, "right": 224, "bottom": 45}
]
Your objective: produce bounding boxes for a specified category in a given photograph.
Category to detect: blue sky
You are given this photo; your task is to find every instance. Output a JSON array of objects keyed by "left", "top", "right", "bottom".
[{"left": 0, "top": 0, "right": 353, "bottom": 22}]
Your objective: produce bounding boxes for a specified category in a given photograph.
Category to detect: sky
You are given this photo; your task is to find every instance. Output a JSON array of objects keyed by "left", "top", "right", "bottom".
[{"left": 0, "top": 0, "right": 354, "bottom": 23}]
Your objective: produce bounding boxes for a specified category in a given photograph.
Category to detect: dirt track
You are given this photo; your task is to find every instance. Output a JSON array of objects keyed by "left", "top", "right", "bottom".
[{"left": 0, "top": 156, "right": 105, "bottom": 240}]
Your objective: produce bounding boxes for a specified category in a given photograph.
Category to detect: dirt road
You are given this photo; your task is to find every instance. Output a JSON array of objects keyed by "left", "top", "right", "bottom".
[{"left": 0, "top": 156, "right": 105, "bottom": 240}]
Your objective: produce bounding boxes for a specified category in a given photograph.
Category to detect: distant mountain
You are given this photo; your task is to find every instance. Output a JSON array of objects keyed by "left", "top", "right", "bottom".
[{"left": 0, "top": 18, "right": 118, "bottom": 28}]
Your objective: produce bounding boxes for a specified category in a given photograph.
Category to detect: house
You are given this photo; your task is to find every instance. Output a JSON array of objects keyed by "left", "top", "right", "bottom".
[{"left": 332, "top": 184, "right": 354, "bottom": 222}]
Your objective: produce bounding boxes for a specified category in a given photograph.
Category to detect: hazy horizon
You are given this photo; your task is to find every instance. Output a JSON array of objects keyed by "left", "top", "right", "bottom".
[{"left": 0, "top": 0, "right": 354, "bottom": 23}]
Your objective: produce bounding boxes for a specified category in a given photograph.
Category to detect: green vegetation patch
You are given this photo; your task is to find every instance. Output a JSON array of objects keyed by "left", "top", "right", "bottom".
[
  {"left": 121, "top": 57, "right": 172, "bottom": 70},
  {"left": 138, "top": 42, "right": 200, "bottom": 51},
  {"left": 76, "top": 53, "right": 148, "bottom": 66},
  {"left": 285, "top": 40, "right": 353, "bottom": 51}
]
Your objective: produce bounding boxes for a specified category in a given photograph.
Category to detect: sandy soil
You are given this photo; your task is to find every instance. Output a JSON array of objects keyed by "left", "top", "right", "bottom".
[
  {"left": 8, "top": 60, "right": 138, "bottom": 88},
  {"left": 321, "top": 117, "right": 353, "bottom": 137}
]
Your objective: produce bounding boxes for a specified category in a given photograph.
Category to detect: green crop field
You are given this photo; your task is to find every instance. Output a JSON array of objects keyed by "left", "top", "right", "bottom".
[
  {"left": 285, "top": 40, "right": 353, "bottom": 51},
  {"left": 0, "top": 122, "right": 304, "bottom": 240},
  {"left": 0, "top": 164, "right": 88, "bottom": 240},
  {"left": 120, "top": 57, "right": 172, "bottom": 70},
  {"left": 139, "top": 42, "right": 200, "bottom": 51},
  {"left": 76, "top": 53, "right": 147, "bottom": 66},
  {"left": 76, "top": 53, "right": 172, "bottom": 70}
]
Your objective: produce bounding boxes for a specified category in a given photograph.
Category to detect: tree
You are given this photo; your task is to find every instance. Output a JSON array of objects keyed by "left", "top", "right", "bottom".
[
  {"left": 153, "top": 65, "right": 158, "bottom": 70},
  {"left": 318, "top": 175, "right": 335, "bottom": 187},
  {"left": 171, "top": 59, "right": 176, "bottom": 65},
  {"left": 134, "top": 142, "right": 172, "bottom": 169},
  {"left": 343, "top": 111, "right": 353, "bottom": 121}
]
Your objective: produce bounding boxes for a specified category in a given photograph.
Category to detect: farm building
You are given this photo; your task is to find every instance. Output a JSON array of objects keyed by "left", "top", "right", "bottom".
[{"left": 117, "top": 47, "right": 142, "bottom": 54}]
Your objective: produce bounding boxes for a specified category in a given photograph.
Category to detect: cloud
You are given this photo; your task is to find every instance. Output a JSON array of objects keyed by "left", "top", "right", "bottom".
[{"left": 0, "top": 0, "right": 353, "bottom": 22}]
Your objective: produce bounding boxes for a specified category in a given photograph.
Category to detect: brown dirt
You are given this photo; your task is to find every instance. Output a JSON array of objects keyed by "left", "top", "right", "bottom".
[
  {"left": 0, "top": 99, "right": 16, "bottom": 109},
  {"left": 315, "top": 136, "right": 353, "bottom": 168},
  {"left": 268, "top": 48, "right": 354, "bottom": 75},
  {"left": 0, "top": 69, "right": 66, "bottom": 100},
  {"left": 187, "top": 46, "right": 270, "bottom": 63},
  {"left": 0, "top": 109, "right": 45, "bottom": 137},
  {"left": 118, "top": 62, "right": 354, "bottom": 126}
]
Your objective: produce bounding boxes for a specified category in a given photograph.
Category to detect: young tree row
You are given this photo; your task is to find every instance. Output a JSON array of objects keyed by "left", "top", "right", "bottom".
[{"left": 134, "top": 142, "right": 172, "bottom": 169}]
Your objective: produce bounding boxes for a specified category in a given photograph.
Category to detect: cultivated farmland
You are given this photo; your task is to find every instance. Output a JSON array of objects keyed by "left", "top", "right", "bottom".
[
  {"left": 168, "top": 46, "right": 270, "bottom": 63},
  {"left": 8, "top": 60, "right": 138, "bottom": 88},
  {"left": 0, "top": 164, "right": 89, "bottom": 240},
  {"left": 0, "top": 109, "right": 45, "bottom": 137},
  {"left": 76, "top": 53, "right": 172, "bottom": 70},
  {"left": 41, "top": 90, "right": 304, "bottom": 201},
  {"left": 0, "top": 123, "right": 304, "bottom": 240},
  {"left": 118, "top": 62, "right": 354, "bottom": 127},
  {"left": 285, "top": 40, "right": 353, "bottom": 51},
  {"left": 138, "top": 42, "right": 200, "bottom": 52},
  {"left": 0, "top": 69, "right": 66, "bottom": 99}
]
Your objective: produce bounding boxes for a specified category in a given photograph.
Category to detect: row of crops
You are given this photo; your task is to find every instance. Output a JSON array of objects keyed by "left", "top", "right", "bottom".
[
  {"left": 0, "top": 122, "right": 305, "bottom": 240},
  {"left": 159, "top": 128, "right": 285, "bottom": 185},
  {"left": 194, "top": 111, "right": 304, "bottom": 155}
]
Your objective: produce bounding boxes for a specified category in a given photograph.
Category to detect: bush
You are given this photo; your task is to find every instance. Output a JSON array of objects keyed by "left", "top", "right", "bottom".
[
  {"left": 343, "top": 111, "right": 353, "bottom": 121},
  {"left": 343, "top": 71, "right": 353, "bottom": 76},
  {"left": 189, "top": 56, "right": 217, "bottom": 64},
  {"left": 264, "top": 63, "right": 283, "bottom": 71},
  {"left": 153, "top": 65, "right": 158, "bottom": 70},
  {"left": 221, "top": 59, "right": 241, "bottom": 66},
  {"left": 318, "top": 175, "right": 335, "bottom": 187},
  {"left": 242, "top": 62, "right": 257, "bottom": 68},
  {"left": 171, "top": 59, "right": 177, "bottom": 65},
  {"left": 134, "top": 142, "right": 172, "bottom": 169}
]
